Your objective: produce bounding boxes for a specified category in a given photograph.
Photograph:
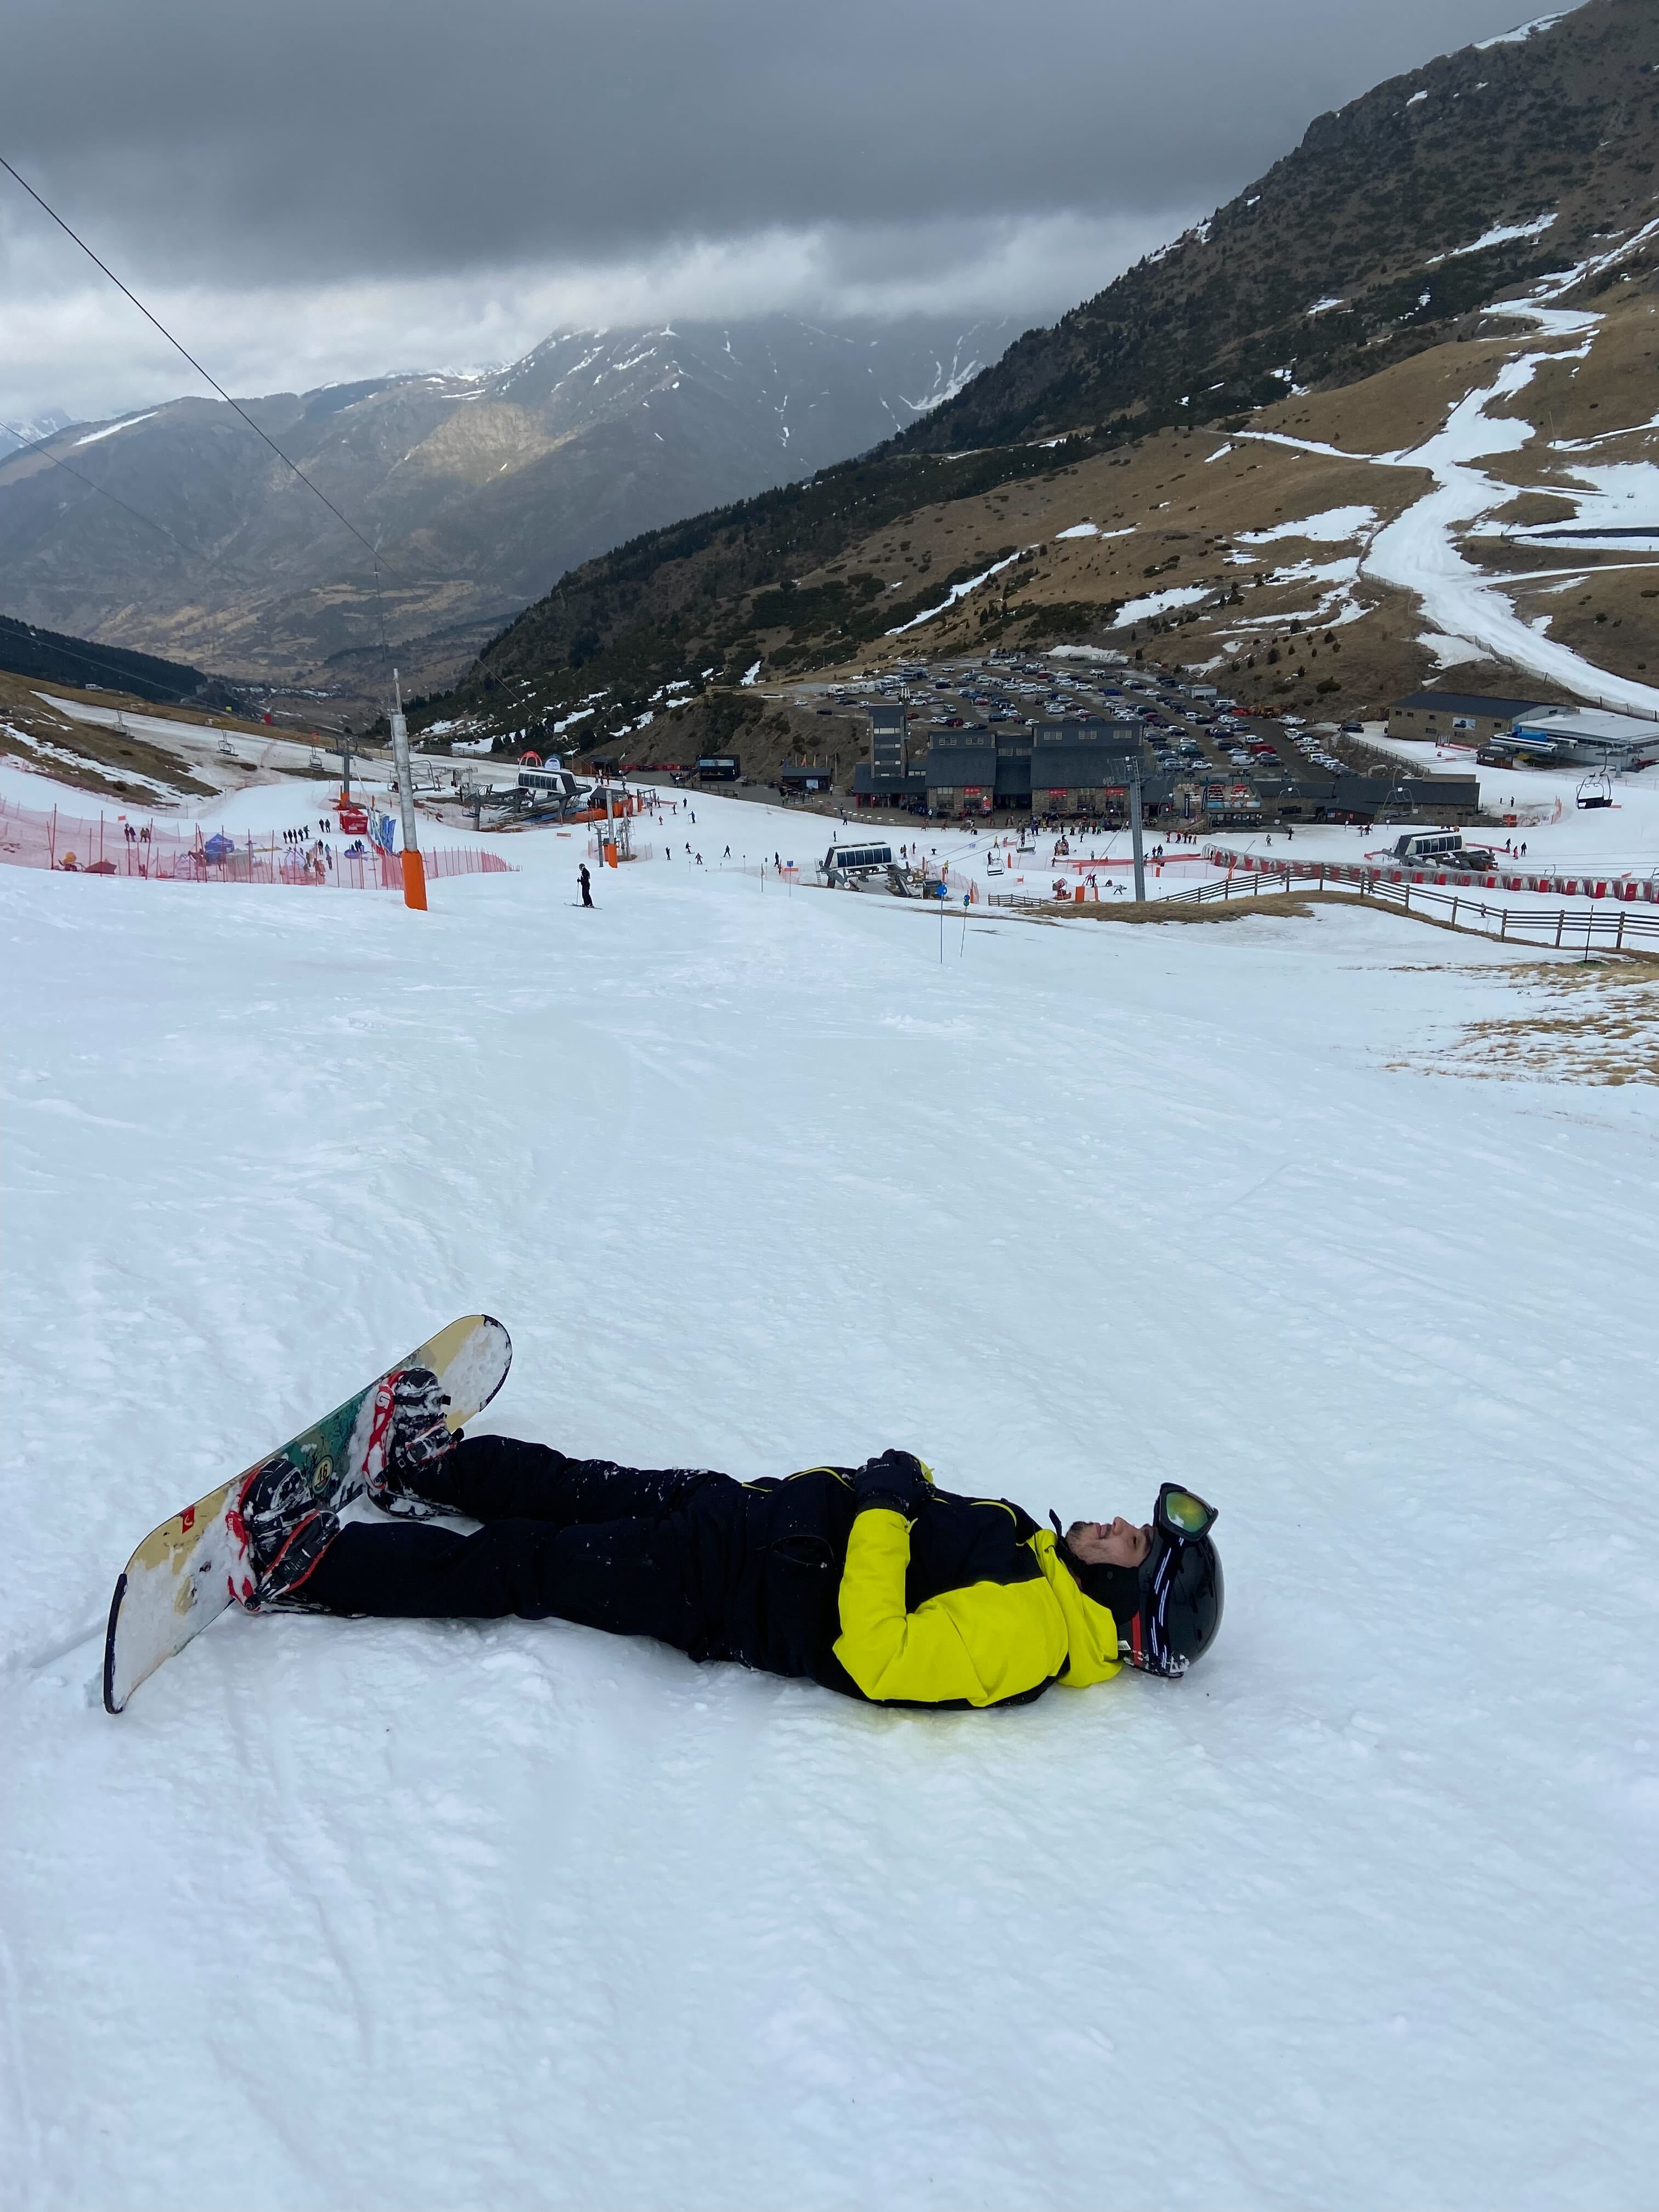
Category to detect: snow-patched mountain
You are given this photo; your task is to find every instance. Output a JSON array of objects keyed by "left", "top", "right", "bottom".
[
  {"left": 0, "top": 317, "right": 1012, "bottom": 697},
  {"left": 0, "top": 411, "right": 78, "bottom": 461}
]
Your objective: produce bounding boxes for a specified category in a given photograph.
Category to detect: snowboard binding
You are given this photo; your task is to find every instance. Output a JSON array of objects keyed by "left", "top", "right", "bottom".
[
  {"left": 363, "top": 1367, "right": 460, "bottom": 1521},
  {"left": 228, "top": 1454, "right": 340, "bottom": 1609}
]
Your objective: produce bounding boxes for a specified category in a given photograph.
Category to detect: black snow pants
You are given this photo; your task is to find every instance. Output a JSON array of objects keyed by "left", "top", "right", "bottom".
[
  {"left": 300, "top": 1436, "right": 868, "bottom": 1691},
  {"left": 300, "top": 1437, "right": 717, "bottom": 1656}
]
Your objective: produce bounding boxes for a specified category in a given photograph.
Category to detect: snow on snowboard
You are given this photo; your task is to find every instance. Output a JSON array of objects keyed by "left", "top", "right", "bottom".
[{"left": 103, "top": 1314, "right": 511, "bottom": 1713}]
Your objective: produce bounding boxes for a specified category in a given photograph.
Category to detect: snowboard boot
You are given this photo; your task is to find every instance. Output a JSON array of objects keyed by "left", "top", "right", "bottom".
[
  {"left": 227, "top": 1454, "right": 340, "bottom": 1610},
  {"left": 362, "top": 1366, "right": 460, "bottom": 1521}
]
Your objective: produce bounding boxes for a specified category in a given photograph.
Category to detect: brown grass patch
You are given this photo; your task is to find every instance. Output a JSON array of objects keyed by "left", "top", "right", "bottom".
[{"left": 1400, "top": 956, "right": 1659, "bottom": 1085}]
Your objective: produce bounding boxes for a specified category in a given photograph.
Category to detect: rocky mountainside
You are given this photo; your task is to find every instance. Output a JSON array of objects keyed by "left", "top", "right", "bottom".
[
  {"left": 0, "top": 315, "right": 1010, "bottom": 705},
  {"left": 415, "top": 0, "right": 1658, "bottom": 750},
  {"left": 899, "top": 0, "right": 1659, "bottom": 452}
]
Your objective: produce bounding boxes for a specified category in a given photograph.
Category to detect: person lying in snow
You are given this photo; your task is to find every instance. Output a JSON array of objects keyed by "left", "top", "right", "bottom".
[{"left": 232, "top": 1372, "right": 1224, "bottom": 1706}]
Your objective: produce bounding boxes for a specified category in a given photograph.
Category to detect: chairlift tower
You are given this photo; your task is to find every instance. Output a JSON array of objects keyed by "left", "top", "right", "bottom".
[
  {"left": 324, "top": 737, "right": 357, "bottom": 802},
  {"left": 387, "top": 668, "right": 427, "bottom": 912}
]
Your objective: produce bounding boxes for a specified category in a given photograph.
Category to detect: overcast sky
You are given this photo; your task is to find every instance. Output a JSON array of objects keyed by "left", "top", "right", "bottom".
[{"left": 1, "top": 0, "right": 1543, "bottom": 426}]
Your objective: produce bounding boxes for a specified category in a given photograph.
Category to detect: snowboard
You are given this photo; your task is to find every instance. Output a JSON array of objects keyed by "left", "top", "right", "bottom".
[{"left": 103, "top": 1314, "right": 511, "bottom": 1713}]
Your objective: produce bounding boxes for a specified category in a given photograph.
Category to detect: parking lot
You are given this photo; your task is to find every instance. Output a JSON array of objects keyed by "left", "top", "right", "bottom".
[{"left": 786, "top": 648, "right": 1364, "bottom": 827}]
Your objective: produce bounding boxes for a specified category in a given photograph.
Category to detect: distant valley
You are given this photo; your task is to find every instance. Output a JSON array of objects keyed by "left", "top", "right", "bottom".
[{"left": 0, "top": 315, "right": 1012, "bottom": 707}]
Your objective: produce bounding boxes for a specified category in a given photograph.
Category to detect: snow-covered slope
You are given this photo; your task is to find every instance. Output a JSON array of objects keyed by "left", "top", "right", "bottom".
[{"left": 1, "top": 784, "right": 1654, "bottom": 2207}]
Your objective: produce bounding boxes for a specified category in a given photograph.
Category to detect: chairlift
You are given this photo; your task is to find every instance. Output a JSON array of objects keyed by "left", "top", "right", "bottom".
[{"left": 1576, "top": 769, "right": 1613, "bottom": 810}]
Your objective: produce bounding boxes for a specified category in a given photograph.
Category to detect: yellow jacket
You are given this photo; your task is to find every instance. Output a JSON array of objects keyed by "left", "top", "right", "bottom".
[{"left": 831, "top": 1504, "right": 1124, "bottom": 1708}]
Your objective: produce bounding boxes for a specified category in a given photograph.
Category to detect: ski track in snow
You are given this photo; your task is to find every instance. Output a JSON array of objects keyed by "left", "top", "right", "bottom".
[
  {"left": 887, "top": 547, "right": 1028, "bottom": 634},
  {"left": 1, "top": 778, "right": 1656, "bottom": 2208},
  {"left": 1359, "top": 341, "right": 1659, "bottom": 713},
  {"left": 1234, "top": 283, "right": 1659, "bottom": 714}
]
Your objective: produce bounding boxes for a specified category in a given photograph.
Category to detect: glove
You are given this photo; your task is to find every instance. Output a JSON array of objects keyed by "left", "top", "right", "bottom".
[{"left": 853, "top": 1449, "right": 930, "bottom": 1520}]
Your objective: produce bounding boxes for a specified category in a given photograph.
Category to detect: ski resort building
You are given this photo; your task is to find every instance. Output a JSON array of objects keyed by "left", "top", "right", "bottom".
[
  {"left": 923, "top": 730, "right": 999, "bottom": 815},
  {"left": 849, "top": 761, "right": 929, "bottom": 808},
  {"left": 1275, "top": 770, "right": 1481, "bottom": 825},
  {"left": 868, "top": 704, "right": 909, "bottom": 782},
  {"left": 915, "top": 719, "right": 1146, "bottom": 818},
  {"left": 1387, "top": 691, "right": 1548, "bottom": 744},
  {"left": 1027, "top": 721, "right": 1142, "bottom": 817},
  {"left": 1509, "top": 706, "right": 1659, "bottom": 770},
  {"left": 779, "top": 761, "right": 834, "bottom": 794}
]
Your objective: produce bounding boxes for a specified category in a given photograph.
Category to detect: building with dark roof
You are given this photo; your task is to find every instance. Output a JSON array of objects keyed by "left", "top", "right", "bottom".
[
  {"left": 850, "top": 763, "right": 929, "bottom": 807},
  {"left": 1388, "top": 691, "right": 1547, "bottom": 744},
  {"left": 1028, "top": 720, "right": 1142, "bottom": 816},
  {"left": 1279, "top": 771, "right": 1481, "bottom": 823},
  {"left": 924, "top": 730, "right": 998, "bottom": 815},
  {"left": 780, "top": 761, "right": 834, "bottom": 794}
]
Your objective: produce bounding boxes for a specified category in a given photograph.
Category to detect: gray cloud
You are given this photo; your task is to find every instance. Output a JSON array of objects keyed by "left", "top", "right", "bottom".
[{"left": 1, "top": 0, "right": 1539, "bottom": 421}]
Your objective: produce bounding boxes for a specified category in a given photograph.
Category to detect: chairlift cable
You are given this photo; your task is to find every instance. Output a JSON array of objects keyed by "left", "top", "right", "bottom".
[
  {"left": 0, "top": 153, "right": 401, "bottom": 582},
  {"left": 1, "top": 414, "right": 218, "bottom": 568},
  {"left": 0, "top": 410, "right": 311, "bottom": 658},
  {"left": 0, "top": 613, "right": 212, "bottom": 702}
]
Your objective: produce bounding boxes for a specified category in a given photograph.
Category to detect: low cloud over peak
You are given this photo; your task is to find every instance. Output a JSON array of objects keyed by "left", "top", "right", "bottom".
[{"left": 1, "top": 0, "right": 1537, "bottom": 422}]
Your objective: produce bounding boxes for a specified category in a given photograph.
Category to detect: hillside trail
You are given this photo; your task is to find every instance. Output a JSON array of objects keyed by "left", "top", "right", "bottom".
[{"left": 1238, "top": 226, "right": 1659, "bottom": 716}]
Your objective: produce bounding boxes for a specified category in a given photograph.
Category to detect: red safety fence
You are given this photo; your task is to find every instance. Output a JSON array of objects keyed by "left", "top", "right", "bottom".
[
  {"left": 1205, "top": 844, "right": 1659, "bottom": 902},
  {"left": 0, "top": 798, "right": 514, "bottom": 889}
]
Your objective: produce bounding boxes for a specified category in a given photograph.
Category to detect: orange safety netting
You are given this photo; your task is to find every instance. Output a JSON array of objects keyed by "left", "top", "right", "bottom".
[{"left": 0, "top": 797, "right": 515, "bottom": 889}]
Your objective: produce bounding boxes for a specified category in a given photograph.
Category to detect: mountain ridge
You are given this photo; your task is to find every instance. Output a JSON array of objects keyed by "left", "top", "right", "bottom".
[
  {"left": 409, "top": 0, "right": 1658, "bottom": 751},
  {"left": 896, "top": 0, "right": 1657, "bottom": 454},
  {"left": 0, "top": 313, "right": 1014, "bottom": 707}
]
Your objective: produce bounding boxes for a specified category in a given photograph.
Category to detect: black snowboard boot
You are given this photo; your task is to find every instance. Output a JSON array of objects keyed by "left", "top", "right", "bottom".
[
  {"left": 363, "top": 1366, "right": 460, "bottom": 1520},
  {"left": 229, "top": 1454, "right": 340, "bottom": 1609}
]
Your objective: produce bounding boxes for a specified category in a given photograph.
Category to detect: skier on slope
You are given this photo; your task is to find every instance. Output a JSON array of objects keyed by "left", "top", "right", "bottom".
[
  {"left": 578, "top": 862, "right": 594, "bottom": 908},
  {"left": 232, "top": 1377, "right": 1223, "bottom": 1707}
]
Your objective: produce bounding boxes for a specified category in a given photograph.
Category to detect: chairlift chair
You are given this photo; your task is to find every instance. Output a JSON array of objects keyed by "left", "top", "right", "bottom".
[{"left": 1576, "top": 769, "right": 1613, "bottom": 810}]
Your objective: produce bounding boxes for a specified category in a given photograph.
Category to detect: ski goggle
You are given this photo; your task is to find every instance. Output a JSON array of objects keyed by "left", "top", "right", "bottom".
[{"left": 1154, "top": 1483, "right": 1218, "bottom": 1543}]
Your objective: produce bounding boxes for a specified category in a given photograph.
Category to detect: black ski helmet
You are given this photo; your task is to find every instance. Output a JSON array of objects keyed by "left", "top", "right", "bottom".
[{"left": 1054, "top": 1485, "right": 1224, "bottom": 1676}]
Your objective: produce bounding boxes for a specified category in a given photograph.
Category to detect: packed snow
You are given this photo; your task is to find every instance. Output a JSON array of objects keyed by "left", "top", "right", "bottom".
[
  {"left": 888, "top": 548, "right": 1028, "bottom": 634},
  {"left": 1362, "top": 347, "right": 1659, "bottom": 715},
  {"left": 1489, "top": 460, "right": 1659, "bottom": 544},
  {"left": 1473, "top": 10, "right": 1568, "bottom": 47},
  {"left": 1229, "top": 264, "right": 1659, "bottom": 718},
  {"left": 1111, "top": 583, "right": 1211, "bottom": 627},
  {"left": 1237, "top": 505, "right": 1377, "bottom": 546},
  {"left": 2, "top": 767, "right": 1656, "bottom": 2209},
  {"left": 1053, "top": 522, "right": 1134, "bottom": 541},
  {"left": 1426, "top": 212, "right": 1557, "bottom": 264},
  {"left": 71, "top": 410, "right": 161, "bottom": 448}
]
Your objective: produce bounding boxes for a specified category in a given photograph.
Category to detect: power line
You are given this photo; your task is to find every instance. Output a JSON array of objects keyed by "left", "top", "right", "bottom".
[{"left": 0, "top": 151, "right": 397, "bottom": 583}]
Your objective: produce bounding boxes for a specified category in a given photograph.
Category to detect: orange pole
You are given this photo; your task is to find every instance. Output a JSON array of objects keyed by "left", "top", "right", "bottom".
[{"left": 402, "top": 849, "right": 428, "bottom": 911}]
